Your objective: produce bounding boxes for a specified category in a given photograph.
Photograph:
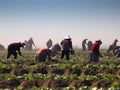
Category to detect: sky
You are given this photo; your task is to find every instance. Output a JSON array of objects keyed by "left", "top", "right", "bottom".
[{"left": 0, "top": 0, "right": 120, "bottom": 48}]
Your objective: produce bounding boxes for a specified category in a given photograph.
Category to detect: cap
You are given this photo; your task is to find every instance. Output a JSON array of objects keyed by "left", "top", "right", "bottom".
[{"left": 64, "top": 35, "right": 71, "bottom": 39}]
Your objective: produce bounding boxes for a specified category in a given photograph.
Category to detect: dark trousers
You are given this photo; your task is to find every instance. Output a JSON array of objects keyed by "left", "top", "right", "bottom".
[
  {"left": 89, "top": 52, "right": 99, "bottom": 62},
  {"left": 61, "top": 50, "right": 70, "bottom": 60},
  {"left": 35, "top": 54, "right": 46, "bottom": 62},
  {"left": 82, "top": 45, "right": 86, "bottom": 51},
  {"left": 7, "top": 51, "right": 17, "bottom": 59}
]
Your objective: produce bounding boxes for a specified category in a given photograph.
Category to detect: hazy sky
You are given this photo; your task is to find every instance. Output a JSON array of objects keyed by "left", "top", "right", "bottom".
[{"left": 0, "top": 0, "right": 120, "bottom": 48}]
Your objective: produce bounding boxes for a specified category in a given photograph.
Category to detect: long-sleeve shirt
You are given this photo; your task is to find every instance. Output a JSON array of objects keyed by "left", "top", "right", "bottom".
[
  {"left": 8, "top": 43, "right": 23, "bottom": 56},
  {"left": 61, "top": 39, "right": 73, "bottom": 50},
  {"left": 91, "top": 42, "right": 100, "bottom": 54}
]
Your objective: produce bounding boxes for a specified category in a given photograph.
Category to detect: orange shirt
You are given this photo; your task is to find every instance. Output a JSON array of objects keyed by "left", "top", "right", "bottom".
[{"left": 36, "top": 48, "right": 51, "bottom": 56}]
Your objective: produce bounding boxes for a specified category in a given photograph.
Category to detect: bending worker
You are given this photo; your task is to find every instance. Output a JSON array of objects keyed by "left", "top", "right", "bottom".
[
  {"left": 89, "top": 40, "right": 103, "bottom": 62},
  {"left": 7, "top": 42, "right": 25, "bottom": 59},
  {"left": 35, "top": 44, "right": 61, "bottom": 62}
]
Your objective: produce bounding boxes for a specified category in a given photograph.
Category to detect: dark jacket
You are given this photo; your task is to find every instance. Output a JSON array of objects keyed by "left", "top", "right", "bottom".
[
  {"left": 61, "top": 39, "right": 73, "bottom": 50},
  {"left": 8, "top": 42, "right": 24, "bottom": 56}
]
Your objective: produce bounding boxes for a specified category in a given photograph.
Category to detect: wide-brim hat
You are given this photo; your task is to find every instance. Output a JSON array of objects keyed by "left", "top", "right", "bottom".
[{"left": 64, "top": 36, "right": 71, "bottom": 39}]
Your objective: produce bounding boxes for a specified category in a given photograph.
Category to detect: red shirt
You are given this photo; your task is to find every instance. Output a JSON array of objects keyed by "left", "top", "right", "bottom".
[{"left": 91, "top": 42, "right": 100, "bottom": 53}]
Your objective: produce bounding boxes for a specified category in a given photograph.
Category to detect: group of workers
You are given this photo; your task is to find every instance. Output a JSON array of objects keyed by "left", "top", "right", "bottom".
[
  {"left": 7, "top": 37, "right": 35, "bottom": 59},
  {"left": 6, "top": 36, "right": 73, "bottom": 62},
  {"left": 24, "top": 37, "right": 35, "bottom": 50},
  {"left": 82, "top": 39, "right": 93, "bottom": 51},
  {"left": 5, "top": 36, "right": 120, "bottom": 62}
]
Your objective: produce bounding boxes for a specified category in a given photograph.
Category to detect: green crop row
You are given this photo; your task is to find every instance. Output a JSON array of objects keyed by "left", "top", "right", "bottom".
[
  {"left": 0, "top": 62, "right": 120, "bottom": 70},
  {"left": 1, "top": 85, "right": 120, "bottom": 90},
  {"left": 0, "top": 73, "right": 119, "bottom": 81}
]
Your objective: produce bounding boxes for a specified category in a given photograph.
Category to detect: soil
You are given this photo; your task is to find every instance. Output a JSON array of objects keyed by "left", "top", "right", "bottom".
[{"left": 0, "top": 59, "right": 119, "bottom": 89}]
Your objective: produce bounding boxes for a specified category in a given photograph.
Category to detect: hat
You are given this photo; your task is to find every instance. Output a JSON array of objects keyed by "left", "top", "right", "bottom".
[
  {"left": 64, "top": 36, "right": 71, "bottom": 39},
  {"left": 21, "top": 43, "right": 25, "bottom": 47},
  {"left": 115, "top": 39, "right": 118, "bottom": 42},
  {"left": 96, "top": 40, "right": 102, "bottom": 44}
]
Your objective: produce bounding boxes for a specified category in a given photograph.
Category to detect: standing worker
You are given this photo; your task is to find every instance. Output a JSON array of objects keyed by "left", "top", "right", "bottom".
[
  {"left": 87, "top": 40, "right": 93, "bottom": 51},
  {"left": 27, "top": 37, "right": 35, "bottom": 50},
  {"left": 82, "top": 39, "right": 88, "bottom": 51},
  {"left": 61, "top": 36, "right": 73, "bottom": 60}
]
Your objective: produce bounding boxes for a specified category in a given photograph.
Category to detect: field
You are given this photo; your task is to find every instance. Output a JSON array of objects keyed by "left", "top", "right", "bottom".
[{"left": 0, "top": 49, "right": 120, "bottom": 90}]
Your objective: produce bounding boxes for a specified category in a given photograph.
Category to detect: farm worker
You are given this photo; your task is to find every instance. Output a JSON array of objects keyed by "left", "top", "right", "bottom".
[
  {"left": 24, "top": 40, "right": 28, "bottom": 50},
  {"left": 46, "top": 38, "right": 53, "bottom": 48},
  {"left": 27, "top": 37, "right": 35, "bottom": 50},
  {"left": 89, "top": 40, "right": 103, "bottom": 62},
  {"left": 35, "top": 48, "right": 52, "bottom": 62},
  {"left": 7, "top": 42, "right": 25, "bottom": 59},
  {"left": 113, "top": 46, "right": 120, "bottom": 55},
  {"left": 107, "top": 39, "right": 118, "bottom": 53},
  {"left": 35, "top": 44, "right": 61, "bottom": 62},
  {"left": 82, "top": 39, "right": 88, "bottom": 51},
  {"left": 87, "top": 40, "right": 93, "bottom": 51},
  {"left": 61, "top": 35, "right": 73, "bottom": 60},
  {"left": 50, "top": 43, "right": 61, "bottom": 57},
  {"left": 114, "top": 48, "right": 120, "bottom": 57}
]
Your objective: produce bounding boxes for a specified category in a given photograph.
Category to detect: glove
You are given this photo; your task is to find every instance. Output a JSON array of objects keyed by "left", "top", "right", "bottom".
[{"left": 71, "top": 50, "right": 75, "bottom": 55}]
